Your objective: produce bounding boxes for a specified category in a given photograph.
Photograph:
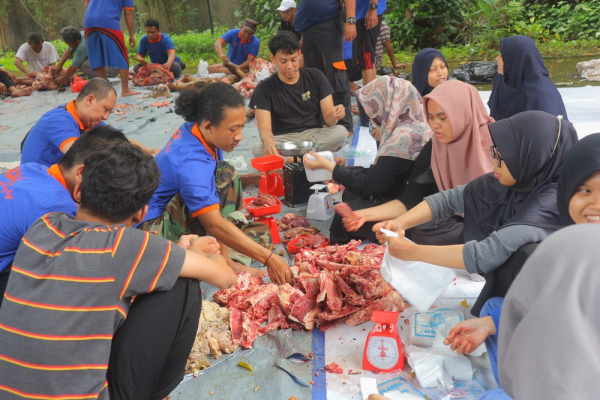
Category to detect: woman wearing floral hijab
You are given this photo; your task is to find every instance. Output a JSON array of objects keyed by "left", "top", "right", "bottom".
[
  {"left": 339, "top": 80, "right": 494, "bottom": 246},
  {"left": 304, "top": 76, "right": 432, "bottom": 244}
]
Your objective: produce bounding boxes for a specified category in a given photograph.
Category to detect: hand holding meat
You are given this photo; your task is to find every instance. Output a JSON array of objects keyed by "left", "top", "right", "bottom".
[
  {"left": 342, "top": 210, "right": 367, "bottom": 232},
  {"left": 266, "top": 254, "right": 293, "bottom": 285},
  {"left": 443, "top": 317, "right": 495, "bottom": 355}
]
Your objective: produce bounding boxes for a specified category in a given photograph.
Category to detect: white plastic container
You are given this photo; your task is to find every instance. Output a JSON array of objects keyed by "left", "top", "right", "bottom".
[{"left": 304, "top": 151, "right": 334, "bottom": 182}]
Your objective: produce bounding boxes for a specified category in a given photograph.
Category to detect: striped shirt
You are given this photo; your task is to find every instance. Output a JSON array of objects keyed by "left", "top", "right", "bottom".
[
  {"left": 375, "top": 21, "right": 391, "bottom": 68},
  {"left": 0, "top": 213, "right": 185, "bottom": 399}
]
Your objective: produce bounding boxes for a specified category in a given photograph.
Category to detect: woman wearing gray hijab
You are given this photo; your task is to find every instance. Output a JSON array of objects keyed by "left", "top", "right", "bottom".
[{"left": 498, "top": 224, "right": 600, "bottom": 399}]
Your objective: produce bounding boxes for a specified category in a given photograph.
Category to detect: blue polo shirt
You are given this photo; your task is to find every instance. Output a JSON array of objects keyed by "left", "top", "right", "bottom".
[
  {"left": 21, "top": 101, "right": 91, "bottom": 167},
  {"left": 218, "top": 29, "right": 260, "bottom": 65},
  {"left": 295, "top": 0, "right": 341, "bottom": 32},
  {"left": 0, "top": 164, "right": 77, "bottom": 273},
  {"left": 84, "top": 0, "right": 134, "bottom": 31},
  {"left": 145, "top": 122, "right": 223, "bottom": 222},
  {"left": 137, "top": 32, "right": 182, "bottom": 65},
  {"left": 356, "top": 0, "right": 387, "bottom": 19}
]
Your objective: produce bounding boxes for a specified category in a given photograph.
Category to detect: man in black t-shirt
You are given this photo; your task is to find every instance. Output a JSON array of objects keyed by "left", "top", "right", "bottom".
[{"left": 250, "top": 32, "right": 347, "bottom": 158}]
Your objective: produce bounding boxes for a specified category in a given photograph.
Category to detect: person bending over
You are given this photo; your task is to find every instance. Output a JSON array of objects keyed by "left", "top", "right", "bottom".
[
  {"left": 142, "top": 82, "right": 293, "bottom": 285},
  {"left": 14, "top": 32, "right": 59, "bottom": 86},
  {"left": 53, "top": 26, "right": 118, "bottom": 86},
  {"left": 0, "top": 125, "right": 129, "bottom": 304},
  {"left": 133, "top": 18, "right": 186, "bottom": 79},
  {"left": 21, "top": 78, "right": 160, "bottom": 166},
  {"left": 208, "top": 19, "right": 260, "bottom": 75},
  {"left": 250, "top": 31, "right": 347, "bottom": 159}
]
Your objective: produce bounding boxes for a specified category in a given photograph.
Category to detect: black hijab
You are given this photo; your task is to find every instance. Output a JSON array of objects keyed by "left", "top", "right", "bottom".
[
  {"left": 557, "top": 133, "right": 600, "bottom": 226},
  {"left": 412, "top": 48, "right": 448, "bottom": 97},
  {"left": 488, "top": 36, "right": 568, "bottom": 121},
  {"left": 463, "top": 110, "right": 578, "bottom": 242}
]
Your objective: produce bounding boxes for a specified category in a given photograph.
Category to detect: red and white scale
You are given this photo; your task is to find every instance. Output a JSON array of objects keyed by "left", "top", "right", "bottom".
[
  {"left": 362, "top": 310, "right": 405, "bottom": 373},
  {"left": 243, "top": 155, "right": 286, "bottom": 244}
]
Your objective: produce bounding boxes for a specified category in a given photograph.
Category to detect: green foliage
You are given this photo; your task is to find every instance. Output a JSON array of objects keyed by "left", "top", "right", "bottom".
[
  {"left": 384, "top": 0, "right": 468, "bottom": 49},
  {"left": 236, "top": 0, "right": 282, "bottom": 32}
]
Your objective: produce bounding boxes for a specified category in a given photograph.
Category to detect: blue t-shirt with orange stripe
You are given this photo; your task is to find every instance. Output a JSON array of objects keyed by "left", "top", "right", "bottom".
[
  {"left": 145, "top": 122, "right": 223, "bottom": 222},
  {"left": 137, "top": 32, "right": 182, "bottom": 64},
  {"left": 219, "top": 29, "right": 260, "bottom": 65},
  {"left": 84, "top": 0, "right": 134, "bottom": 31},
  {"left": 0, "top": 213, "right": 185, "bottom": 398},
  {"left": 0, "top": 164, "right": 77, "bottom": 274},
  {"left": 20, "top": 100, "right": 102, "bottom": 167}
]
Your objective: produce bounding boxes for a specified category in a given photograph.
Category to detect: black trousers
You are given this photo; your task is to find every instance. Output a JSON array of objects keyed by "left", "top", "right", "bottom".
[
  {"left": 0, "top": 71, "right": 15, "bottom": 90},
  {"left": 471, "top": 242, "right": 540, "bottom": 316},
  {"left": 302, "top": 14, "right": 353, "bottom": 133},
  {"left": 108, "top": 278, "right": 202, "bottom": 400}
]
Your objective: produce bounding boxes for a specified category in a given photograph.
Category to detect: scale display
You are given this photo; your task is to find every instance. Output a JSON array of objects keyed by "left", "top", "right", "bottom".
[{"left": 362, "top": 310, "right": 405, "bottom": 373}]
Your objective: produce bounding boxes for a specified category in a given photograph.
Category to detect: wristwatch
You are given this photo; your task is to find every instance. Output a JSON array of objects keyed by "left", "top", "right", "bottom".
[
  {"left": 369, "top": 2, "right": 378, "bottom": 9},
  {"left": 347, "top": 17, "right": 356, "bottom": 24}
]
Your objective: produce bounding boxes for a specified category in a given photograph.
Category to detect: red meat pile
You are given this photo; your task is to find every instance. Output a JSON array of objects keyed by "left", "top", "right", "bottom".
[
  {"left": 283, "top": 226, "right": 322, "bottom": 244},
  {"left": 247, "top": 193, "right": 278, "bottom": 208},
  {"left": 132, "top": 63, "right": 175, "bottom": 86},
  {"left": 213, "top": 240, "right": 405, "bottom": 348},
  {"left": 293, "top": 235, "right": 329, "bottom": 249}
]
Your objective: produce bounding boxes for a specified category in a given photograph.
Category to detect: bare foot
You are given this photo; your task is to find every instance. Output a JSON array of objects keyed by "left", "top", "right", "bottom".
[
  {"left": 121, "top": 88, "right": 141, "bottom": 97},
  {"left": 240, "top": 264, "right": 267, "bottom": 280},
  {"left": 11, "top": 87, "right": 33, "bottom": 97}
]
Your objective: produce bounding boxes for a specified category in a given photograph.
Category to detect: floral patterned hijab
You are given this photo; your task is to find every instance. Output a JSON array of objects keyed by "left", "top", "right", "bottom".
[{"left": 356, "top": 76, "right": 432, "bottom": 163}]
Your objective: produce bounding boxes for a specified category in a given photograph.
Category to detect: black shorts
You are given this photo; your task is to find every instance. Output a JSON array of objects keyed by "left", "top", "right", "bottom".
[
  {"left": 0, "top": 71, "right": 15, "bottom": 90},
  {"left": 353, "top": 16, "right": 382, "bottom": 70}
]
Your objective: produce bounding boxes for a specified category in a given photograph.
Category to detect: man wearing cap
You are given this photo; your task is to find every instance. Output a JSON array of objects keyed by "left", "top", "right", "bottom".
[
  {"left": 208, "top": 19, "right": 261, "bottom": 75},
  {"left": 277, "top": 0, "right": 301, "bottom": 42},
  {"left": 295, "top": 0, "right": 355, "bottom": 136}
]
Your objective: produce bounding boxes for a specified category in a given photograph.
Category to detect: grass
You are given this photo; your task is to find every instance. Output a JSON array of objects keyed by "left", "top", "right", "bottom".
[{"left": 2, "top": 30, "right": 599, "bottom": 75}]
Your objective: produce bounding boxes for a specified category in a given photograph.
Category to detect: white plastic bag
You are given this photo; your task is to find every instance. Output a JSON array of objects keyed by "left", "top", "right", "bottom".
[
  {"left": 197, "top": 59, "right": 209, "bottom": 77},
  {"left": 380, "top": 245, "right": 457, "bottom": 312},
  {"left": 255, "top": 66, "right": 270, "bottom": 82}
]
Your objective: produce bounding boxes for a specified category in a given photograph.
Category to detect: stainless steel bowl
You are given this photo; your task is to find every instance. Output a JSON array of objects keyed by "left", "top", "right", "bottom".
[{"left": 275, "top": 141, "right": 320, "bottom": 157}]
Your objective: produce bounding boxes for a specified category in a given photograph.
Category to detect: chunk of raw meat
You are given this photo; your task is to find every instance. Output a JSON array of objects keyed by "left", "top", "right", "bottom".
[
  {"left": 31, "top": 66, "right": 66, "bottom": 90},
  {"left": 277, "top": 284, "right": 304, "bottom": 316},
  {"left": 295, "top": 272, "right": 320, "bottom": 296},
  {"left": 247, "top": 193, "right": 278, "bottom": 208},
  {"left": 283, "top": 226, "right": 321, "bottom": 244},
  {"left": 132, "top": 63, "right": 175, "bottom": 86},
  {"left": 325, "top": 362, "right": 344, "bottom": 374},
  {"left": 288, "top": 294, "right": 319, "bottom": 330},
  {"left": 349, "top": 270, "right": 394, "bottom": 301},
  {"left": 346, "top": 290, "right": 405, "bottom": 326},
  {"left": 277, "top": 213, "right": 310, "bottom": 231},
  {"left": 293, "top": 235, "right": 329, "bottom": 249},
  {"left": 317, "top": 271, "right": 343, "bottom": 312}
]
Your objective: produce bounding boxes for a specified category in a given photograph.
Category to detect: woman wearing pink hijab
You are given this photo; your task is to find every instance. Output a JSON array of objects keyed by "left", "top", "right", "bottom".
[{"left": 343, "top": 80, "right": 494, "bottom": 246}]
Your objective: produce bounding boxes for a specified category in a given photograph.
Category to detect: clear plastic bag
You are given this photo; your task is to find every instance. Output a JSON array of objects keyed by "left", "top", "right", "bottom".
[
  {"left": 255, "top": 66, "right": 271, "bottom": 82},
  {"left": 197, "top": 59, "right": 209, "bottom": 77}
]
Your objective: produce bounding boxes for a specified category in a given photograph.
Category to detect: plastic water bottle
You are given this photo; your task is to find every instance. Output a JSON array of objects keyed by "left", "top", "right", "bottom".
[{"left": 305, "top": 151, "right": 334, "bottom": 182}]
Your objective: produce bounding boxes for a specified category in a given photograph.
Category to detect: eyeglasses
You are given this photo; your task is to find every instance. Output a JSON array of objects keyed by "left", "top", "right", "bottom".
[{"left": 491, "top": 145, "right": 503, "bottom": 168}]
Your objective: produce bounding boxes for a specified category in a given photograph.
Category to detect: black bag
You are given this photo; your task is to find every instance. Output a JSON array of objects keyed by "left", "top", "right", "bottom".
[{"left": 449, "top": 61, "right": 498, "bottom": 84}]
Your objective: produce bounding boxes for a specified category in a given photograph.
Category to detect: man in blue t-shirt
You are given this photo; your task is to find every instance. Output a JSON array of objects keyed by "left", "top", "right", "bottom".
[
  {"left": 208, "top": 19, "right": 260, "bottom": 75},
  {"left": 0, "top": 125, "right": 128, "bottom": 306},
  {"left": 21, "top": 78, "right": 160, "bottom": 167},
  {"left": 133, "top": 18, "right": 186, "bottom": 78}
]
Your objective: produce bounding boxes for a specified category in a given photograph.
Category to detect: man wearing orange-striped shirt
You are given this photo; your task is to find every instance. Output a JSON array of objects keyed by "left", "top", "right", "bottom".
[{"left": 0, "top": 142, "right": 235, "bottom": 399}]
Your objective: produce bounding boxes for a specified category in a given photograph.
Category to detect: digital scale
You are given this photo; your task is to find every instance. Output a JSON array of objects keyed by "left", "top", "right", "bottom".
[{"left": 363, "top": 310, "right": 405, "bottom": 373}]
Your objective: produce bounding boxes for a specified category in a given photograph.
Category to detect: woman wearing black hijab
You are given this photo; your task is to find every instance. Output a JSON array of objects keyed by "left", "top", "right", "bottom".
[
  {"left": 375, "top": 110, "right": 578, "bottom": 316},
  {"left": 411, "top": 48, "right": 449, "bottom": 97},
  {"left": 557, "top": 133, "right": 600, "bottom": 225},
  {"left": 488, "top": 36, "right": 568, "bottom": 120}
]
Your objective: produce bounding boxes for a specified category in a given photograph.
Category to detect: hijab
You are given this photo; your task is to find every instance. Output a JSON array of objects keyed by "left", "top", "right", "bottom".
[
  {"left": 463, "top": 110, "right": 578, "bottom": 242},
  {"left": 424, "top": 80, "right": 495, "bottom": 191},
  {"left": 356, "top": 76, "right": 432, "bottom": 163},
  {"left": 498, "top": 224, "right": 600, "bottom": 399},
  {"left": 488, "top": 36, "right": 568, "bottom": 120},
  {"left": 411, "top": 48, "right": 448, "bottom": 97},
  {"left": 557, "top": 133, "right": 600, "bottom": 226}
]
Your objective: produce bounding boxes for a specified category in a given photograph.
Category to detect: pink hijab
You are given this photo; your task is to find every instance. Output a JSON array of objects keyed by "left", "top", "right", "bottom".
[{"left": 424, "top": 80, "right": 494, "bottom": 191}]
